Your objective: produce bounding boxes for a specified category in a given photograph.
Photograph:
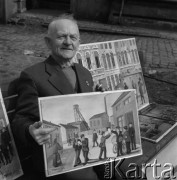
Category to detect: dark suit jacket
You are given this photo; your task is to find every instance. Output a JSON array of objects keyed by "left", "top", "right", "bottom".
[
  {"left": 111, "top": 130, "right": 123, "bottom": 143},
  {"left": 11, "top": 56, "right": 94, "bottom": 174},
  {"left": 81, "top": 138, "right": 89, "bottom": 152}
]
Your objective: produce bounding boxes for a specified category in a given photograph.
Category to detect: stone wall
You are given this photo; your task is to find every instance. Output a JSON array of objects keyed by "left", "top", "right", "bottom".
[
  {"left": 71, "top": 0, "right": 112, "bottom": 22},
  {"left": 108, "top": 0, "right": 177, "bottom": 24}
]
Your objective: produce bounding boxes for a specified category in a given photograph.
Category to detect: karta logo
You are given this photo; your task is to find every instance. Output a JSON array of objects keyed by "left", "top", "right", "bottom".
[{"left": 104, "top": 158, "right": 176, "bottom": 179}]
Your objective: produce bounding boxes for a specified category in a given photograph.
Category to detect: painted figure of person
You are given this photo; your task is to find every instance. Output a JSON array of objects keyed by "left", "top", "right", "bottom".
[
  {"left": 1, "top": 127, "right": 11, "bottom": 164},
  {"left": 73, "top": 136, "right": 82, "bottom": 167},
  {"left": 123, "top": 126, "right": 131, "bottom": 154},
  {"left": 92, "top": 129, "right": 98, "bottom": 147},
  {"left": 128, "top": 123, "right": 136, "bottom": 150},
  {"left": 131, "top": 80, "right": 138, "bottom": 102},
  {"left": 111, "top": 127, "right": 123, "bottom": 157},
  {"left": 124, "top": 82, "right": 129, "bottom": 89},
  {"left": 0, "top": 143, "right": 5, "bottom": 167},
  {"left": 98, "top": 128, "right": 111, "bottom": 160},
  {"left": 138, "top": 77, "right": 145, "bottom": 104},
  {"left": 52, "top": 138, "right": 62, "bottom": 167},
  {"left": 81, "top": 134, "right": 89, "bottom": 165}
]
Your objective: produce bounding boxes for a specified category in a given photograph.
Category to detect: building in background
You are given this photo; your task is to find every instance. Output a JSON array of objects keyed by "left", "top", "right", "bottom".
[
  {"left": 89, "top": 112, "right": 109, "bottom": 132},
  {"left": 60, "top": 123, "right": 79, "bottom": 144},
  {"left": 1, "top": 0, "right": 177, "bottom": 30},
  {"left": 68, "top": 120, "right": 89, "bottom": 132},
  {"left": 111, "top": 91, "right": 140, "bottom": 144},
  {"left": 43, "top": 120, "right": 63, "bottom": 148}
]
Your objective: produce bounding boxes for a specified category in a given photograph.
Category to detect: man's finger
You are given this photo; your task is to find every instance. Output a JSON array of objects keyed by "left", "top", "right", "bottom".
[
  {"left": 33, "top": 121, "right": 42, "bottom": 129},
  {"left": 39, "top": 127, "right": 57, "bottom": 135},
  {"left": 38, "top": 135, "right": 51, "bottom": 145},
  {"left": 38, "top": 134, "right": 51, "bottom": 142},
  {"left": 41, "top": 139, "right": 50, "bottom": 145}
]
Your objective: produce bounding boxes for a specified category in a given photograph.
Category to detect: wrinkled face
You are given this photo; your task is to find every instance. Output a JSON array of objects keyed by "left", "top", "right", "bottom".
[{"left": 47, "top": 19, "right": 80, "bottom": 61}]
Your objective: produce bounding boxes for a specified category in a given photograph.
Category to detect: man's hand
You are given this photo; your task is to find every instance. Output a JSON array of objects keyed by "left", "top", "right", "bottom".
[
  {"left": 95, "top": 84, "right": 105, "bottom": 92},
  {"left": 29, "top": 121, "right": 56, "bottom": 145}
]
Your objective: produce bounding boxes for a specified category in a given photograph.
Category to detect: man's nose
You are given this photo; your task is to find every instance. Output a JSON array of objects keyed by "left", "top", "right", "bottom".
[{"left": 64, "top": 35, "right": 72, "bottom": 45}]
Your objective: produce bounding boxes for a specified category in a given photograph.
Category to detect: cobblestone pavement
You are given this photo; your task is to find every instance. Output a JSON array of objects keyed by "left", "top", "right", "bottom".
[{"left": 0, "top": 22, "right": 177, "bottom": 105}]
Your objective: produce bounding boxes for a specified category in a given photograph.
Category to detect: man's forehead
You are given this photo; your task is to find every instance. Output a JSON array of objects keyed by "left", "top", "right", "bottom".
[{"left": 49, "top": 19, "right": 79, "bottom": 34}]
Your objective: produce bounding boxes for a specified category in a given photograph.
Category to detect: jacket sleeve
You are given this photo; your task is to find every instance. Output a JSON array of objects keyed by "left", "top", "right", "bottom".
[
  {"left": 111, "top": 130, "right": 117, "bottom": 135},
  {"left": 105, "top": 133, "right": 111, "bottom": 139},
  {"left": 86, "top": 138, "right": 89, "bottom": 147},
  {"left": 11, "top": 71, "right": 40, "bottom": 147}
]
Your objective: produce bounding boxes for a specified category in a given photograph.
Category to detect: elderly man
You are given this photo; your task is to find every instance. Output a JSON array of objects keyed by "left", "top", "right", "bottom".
[{"left": 12, "top": 14, "right": 98, "bottom": 180}]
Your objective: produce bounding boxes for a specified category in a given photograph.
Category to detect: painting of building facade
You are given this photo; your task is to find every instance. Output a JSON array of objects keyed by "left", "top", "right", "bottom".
[
  {"left": 39, "top": 90, "right": 142, "bottom": 177},
  {"left": 73, "top": 38, "right": 149, "bottom": 110}
]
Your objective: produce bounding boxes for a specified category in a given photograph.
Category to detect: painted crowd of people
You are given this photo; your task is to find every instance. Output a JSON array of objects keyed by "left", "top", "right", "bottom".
[
  {"left": 0, "top": 126, "right": 13, "bottom": 168},
  {"left": 72, "top": 123, "right": 136, "bottom": 167}
]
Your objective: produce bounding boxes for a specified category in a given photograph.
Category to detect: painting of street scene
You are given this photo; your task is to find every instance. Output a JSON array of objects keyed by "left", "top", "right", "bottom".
[
  {"left": 121, "top": 72, "right": 148, "bottom": 110},
  {"left": 39, "top": 90, "right": 142, "bottom": 177},
  {"left": 0, "top": 91, "right": 23, "bottom": 180},
  {"left": 73, "top": 38, "right": 149, "bottom": 110},
  {"left": 139, "top": 104, "right": 177, "bottom": 142}
]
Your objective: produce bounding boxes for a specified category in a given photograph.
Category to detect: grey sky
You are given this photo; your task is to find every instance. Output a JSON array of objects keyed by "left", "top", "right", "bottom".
[{"left": 39, "top": 91, "right": 132, "bottom": 125}]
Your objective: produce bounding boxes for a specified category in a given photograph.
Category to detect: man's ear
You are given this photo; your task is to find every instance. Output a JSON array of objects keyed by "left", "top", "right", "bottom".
[
  {"left": 44, "top": 36, "right": 52, "bottom": 49},
  {"left": 76, "top": 38, "right": 81, "bottom": 51}
]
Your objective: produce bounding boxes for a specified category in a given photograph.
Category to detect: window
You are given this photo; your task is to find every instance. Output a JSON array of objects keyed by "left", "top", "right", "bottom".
[
  {"left": 130, "top": 50, "right": 136, "bottom": 63},
  {"left": 94, "top": 51, "right": 101, "bottom": 68},
  {"left": 107, "top": 76, "right": 112, "bottom": 90},
  {"left": 110, "top": 52, "right": 116, "bottom": 68},
  {"left": 109, "top": 43, "right": 112, "bottom": 49},
  {"left": 132, "top": 39, "right": 135, "bottom": 45},
  {"left": 131, "top": 50, "right": 136, "bottom": 63},
  {"left": 111, "top": 75, "right": 116, "bottom": 89},
  {"left": 117, "top": 116, "right": 123, "bottom": 128},
  {"left": 124, "top": 51, "right": 129, "bottom": 64},
  {"left": 106, "top": 53, "right": 112, "bottom": 69},
  {"left": 86, "top": 52, "right": 92, "bottom": 69},
  {"left": 130, "top": 39, "right": 132, "bottom": 46},
  {"left": 124, "top": 100, "right": 129, "bottom": 105},
  {"left": 97, "top": 120, "right": 100, "bottom": 126},
  {"left": 90, "top": 121, "right": 92, "bottom": 127},
  {"left": 93, "top": 121, "right": 96, "bottom": 126},
  {"left": 76, "top": 53, "right": 83, "bottom": 66},
  {"left": 121, "top": 52, "right": 126, "bottom": 65},
  {"left": 104, "top": 43, "right": 108, "bottom": 49},
  {"left": 124, "top": 97, "right": 131, "bottom": 105},
  {"left": 134, "top": 49, "right": 139, "bottom": 62},
  {"left": 115, "top": 74, "right": 119, "bottom": 84},
  {"left": 102, "top": 54, "right": 107, "bottom": 69},
  {"left": 116, "top": 104, "right": 120, "bottom": 111},
  {"left": 100, "top": 44, "right": 104, "bottom": 49},
  {"left": 117, "top": 52, "right": 122, "bottom": 66}
]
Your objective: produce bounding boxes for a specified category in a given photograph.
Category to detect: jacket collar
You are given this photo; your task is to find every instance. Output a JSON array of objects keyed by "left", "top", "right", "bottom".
[{"left": 44, "top": 56, "right": 92, "bottom": 94}]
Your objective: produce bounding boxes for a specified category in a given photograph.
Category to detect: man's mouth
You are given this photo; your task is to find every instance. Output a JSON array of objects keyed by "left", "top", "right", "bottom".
[{"left": 62, "top": 48, "right": 73, "bottom": 50}]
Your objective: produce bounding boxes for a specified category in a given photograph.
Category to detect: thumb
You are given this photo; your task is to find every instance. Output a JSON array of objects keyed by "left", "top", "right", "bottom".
[{"left": 33, "top": 121, "right": 42, "bottom": 129}]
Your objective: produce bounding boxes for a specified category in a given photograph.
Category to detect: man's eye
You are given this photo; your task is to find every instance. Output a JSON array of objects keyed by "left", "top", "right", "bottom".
[
  {"left": 57, "top": 36, "right": 65, "bottom": 40},
  {"left": 70, "top": 36, "right": 78, "bottom": 41}
]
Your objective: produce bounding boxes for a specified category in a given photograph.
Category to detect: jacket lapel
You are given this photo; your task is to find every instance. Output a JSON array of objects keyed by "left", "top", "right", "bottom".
[
  {"left": 45, "top": 57, "right": 74, "bottom": 95},
  {"left": 73, "top": 63, "right": 93, "bottom": 93}
]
